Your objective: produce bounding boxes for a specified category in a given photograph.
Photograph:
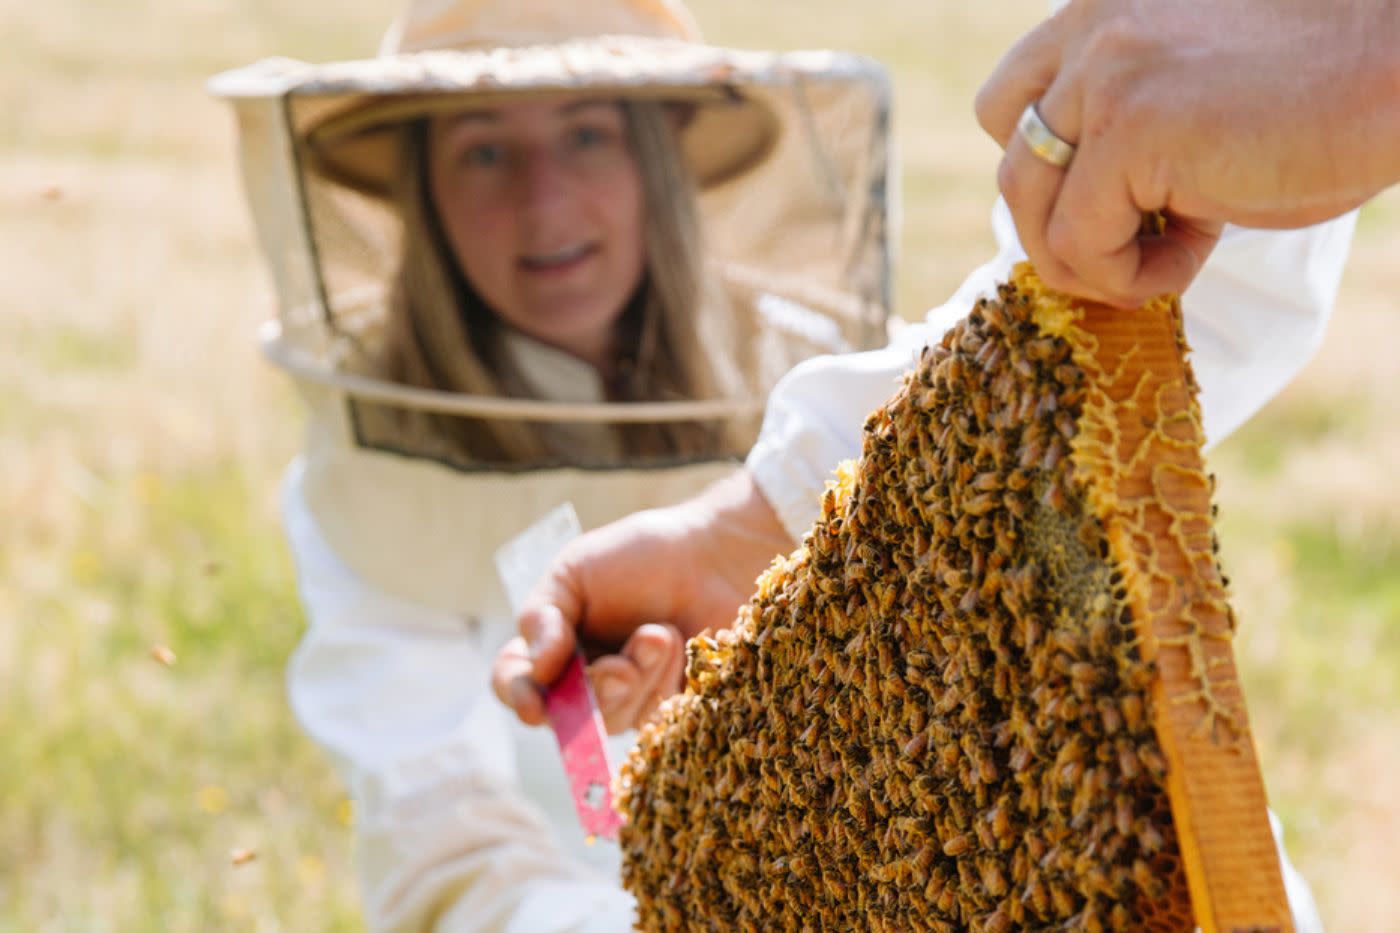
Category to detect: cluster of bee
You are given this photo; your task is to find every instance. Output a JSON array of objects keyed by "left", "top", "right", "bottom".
[{"left": 616, "top": 267, "right": 1210, "bottom": 932}]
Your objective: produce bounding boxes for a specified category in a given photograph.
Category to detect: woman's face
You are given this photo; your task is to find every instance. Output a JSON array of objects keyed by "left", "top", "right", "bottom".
[{"left": 427, "top": 97, "right": 646, "bottom": 369}]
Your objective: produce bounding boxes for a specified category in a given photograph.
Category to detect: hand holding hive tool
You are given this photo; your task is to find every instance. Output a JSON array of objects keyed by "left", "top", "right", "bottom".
[
  {"left": 496, "top": 503, "right": 622, "bottom": 843},
  {"left": 617, "top": 263, "right": 1291, "bottom": 931}
]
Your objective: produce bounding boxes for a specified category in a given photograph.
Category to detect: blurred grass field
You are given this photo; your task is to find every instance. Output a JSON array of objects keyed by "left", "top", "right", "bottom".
[{"left": 3, "top": 0, "right": 1397, "bottom": 929}]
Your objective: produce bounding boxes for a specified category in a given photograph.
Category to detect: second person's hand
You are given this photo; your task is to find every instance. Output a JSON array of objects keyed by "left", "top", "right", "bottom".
[{"left": 974, "top": 0, "right": 1395, "bottom": 307}]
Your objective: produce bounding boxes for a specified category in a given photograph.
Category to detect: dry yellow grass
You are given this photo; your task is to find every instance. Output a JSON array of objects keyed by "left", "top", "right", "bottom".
[{"left": 3, "top": 0, "right": 1396, "bottom": 929}]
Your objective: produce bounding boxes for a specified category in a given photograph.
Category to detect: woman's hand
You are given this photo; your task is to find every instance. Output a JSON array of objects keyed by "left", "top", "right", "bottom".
[{"left": 491, "top": 470, "right": 794, "bottom": 732}]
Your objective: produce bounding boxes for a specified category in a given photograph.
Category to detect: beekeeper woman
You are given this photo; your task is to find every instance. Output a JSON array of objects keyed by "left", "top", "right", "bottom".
[{"left": 210, "top": 0, "right": 891, "bottom": 929}]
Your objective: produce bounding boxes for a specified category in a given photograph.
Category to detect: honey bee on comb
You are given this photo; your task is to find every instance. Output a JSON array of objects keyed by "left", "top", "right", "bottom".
[{"left": 616, "top": 263, "right": 1291, "bottom": 932}]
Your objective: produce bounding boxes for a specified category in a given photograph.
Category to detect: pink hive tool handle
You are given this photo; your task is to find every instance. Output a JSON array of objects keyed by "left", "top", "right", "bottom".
[{"left": 545, "top": 652, "right": 623, "bottom": 841}]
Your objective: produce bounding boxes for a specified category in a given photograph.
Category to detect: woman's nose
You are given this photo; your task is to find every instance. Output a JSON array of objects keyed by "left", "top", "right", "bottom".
[{"left": 513, "top": 147, "right": 571, "bottom": 212}]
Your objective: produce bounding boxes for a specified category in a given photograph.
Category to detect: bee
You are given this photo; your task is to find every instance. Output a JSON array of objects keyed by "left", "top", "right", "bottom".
[
  {"left": 1023, "top": 873, "right": 1050, "bottom": 915},
  {"left": 1120, "top": 694, "right": 1145, "bottom": 732},
  {"left": 984, "top": 907, "right": 1012, "bottom": 933},
  {"left": 1085, "top": 863, "right": 1115, "bottom": 899},
  {"left": 1070, "top": 661, "right": 1100, "bottom": 691},
  {"left": 942, "top": 833, "right": 972, "bottom": 857},
  {"left": 1131, "top": 858, "right": 1168, "bottom": 900},
  {"left": 963, "top": 492, "right": 999, "bottom": 517},
  {"left": 1138, "top": 819, "right": 1167, "bottom": 855},
  {"left": 1019, "top": 436, "right": 1045, "bottom": 470},
  {"left": 975, "top": 816, "right": 998, "bottom": 851},
  {"left": 981, "top": 861, "right": 1008, "bottom": 897},
  {"left": 1114, "top": 739, "right": 1136, "bottom": 778},
  {"left": 1138, "top": 744, "right": 1168, "bottom": 780},
  {"left": 1088, "top": 614, "right": 1120, "bottom": 656},
  {"left": 1114, "top": 795, "right": 1133, "bottom": 837}
]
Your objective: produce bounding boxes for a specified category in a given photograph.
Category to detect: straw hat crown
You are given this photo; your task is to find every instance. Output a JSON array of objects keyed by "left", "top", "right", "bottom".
[
  {"left": 381, "top": 0, "right": 703, "bottom": 53},
  {"left": 301, "top": 0, "right": 781, "bottom": 197}
]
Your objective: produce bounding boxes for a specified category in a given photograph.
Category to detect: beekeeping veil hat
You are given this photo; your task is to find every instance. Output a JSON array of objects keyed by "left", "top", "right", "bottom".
[{"left": 209, "top": 0, "right": 895, "bottom": 619}]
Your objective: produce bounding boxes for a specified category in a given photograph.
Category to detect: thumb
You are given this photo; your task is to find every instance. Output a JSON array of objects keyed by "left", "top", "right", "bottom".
[
  {"left": 518, "top": 563, "right": 585, "bottom": 688},
  {"left": 518, "top": 602, "right": 576, "bottom": 689}
]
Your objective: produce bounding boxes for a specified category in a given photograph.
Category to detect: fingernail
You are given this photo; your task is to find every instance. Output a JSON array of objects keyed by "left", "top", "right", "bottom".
[
  {"left": 597, "top": 677, "right": 628, "bottom": 705},
  {"left": 635, "top": 644, "right": 664, "bottom": 670},
  {"left": 510, "top": 679, "right": 538, "bottom": 710},
  {"left": 528, "top": 608, "right": 564, "bottom": 661}
]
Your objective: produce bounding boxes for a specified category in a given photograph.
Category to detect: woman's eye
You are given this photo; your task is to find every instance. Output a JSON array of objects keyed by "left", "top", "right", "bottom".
[
  {"left": 570, "top": 125, "right": 612, "bottom": 148},
  {"left": 463, "top": 143, "right": 504, "bottom": 167}
]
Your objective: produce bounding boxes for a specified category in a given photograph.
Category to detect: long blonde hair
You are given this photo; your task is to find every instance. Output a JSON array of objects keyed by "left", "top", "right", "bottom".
[{"left": 375, "top": 99, "right": 737, "bottom": 466}]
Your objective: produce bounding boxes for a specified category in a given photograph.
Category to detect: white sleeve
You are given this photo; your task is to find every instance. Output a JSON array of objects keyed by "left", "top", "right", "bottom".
[
  {"left": 280, "top": 460, "right": 635, "bottom": 933},
  {"left": 747, "top": 197, "right": 1356, "bottom": 539}
]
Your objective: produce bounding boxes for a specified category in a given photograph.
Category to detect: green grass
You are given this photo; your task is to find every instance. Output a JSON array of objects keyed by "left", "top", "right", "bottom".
[
  {"left": 1, "top": 463, "right": 363, "bottom": 930},
  {"left": 1212, "top": 387, "right": 1400, "bottom": 927},
  {"left": 1229, "top": 392, "right": 1378, "bottom": 478},
  {"left": 1225, "top": 511, "right": 1400, "bottom": 743}
]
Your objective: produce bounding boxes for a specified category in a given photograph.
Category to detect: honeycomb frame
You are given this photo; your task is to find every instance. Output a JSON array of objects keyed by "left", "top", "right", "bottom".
[{"left": 618, "top": 263, "right": 1290, "bottom": 932}]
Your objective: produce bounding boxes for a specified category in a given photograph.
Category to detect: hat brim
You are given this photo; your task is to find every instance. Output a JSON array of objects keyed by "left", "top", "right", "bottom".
[
  {"left": 288, "top": 37, "right": 787, "bottom": 198},
  {"left": 306, "top": 86, "right": 778, "bottom": 198}
]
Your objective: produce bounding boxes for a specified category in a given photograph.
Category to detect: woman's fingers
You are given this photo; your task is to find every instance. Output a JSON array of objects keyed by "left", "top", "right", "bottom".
[
  {"left": 491, "top": 635, "right": 549, "bottom": 726},
  {"left": 588, "top": 654, "right": 645, "bottom": 734},
  {"left": 656, "top": 627, "right": 687, "bottom": 710},
  {"left": 589, "top": 624, "right": 686, "bottom": 733},
  {"left": 496, "top": 619, "right": 686, "bottom": 734},
  {"left": 625, "top": 623, "right": 685, "bottom": 714},
  {"left": 493, "top": 571, "right": 583, "bottom": 728},
  {"left": 517, "top": 601, "right": 577, "bottom": 689}
]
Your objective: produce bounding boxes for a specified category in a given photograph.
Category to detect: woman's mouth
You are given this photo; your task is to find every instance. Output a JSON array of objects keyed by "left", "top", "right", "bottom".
[{"left": 520, "top": 243, "right": 597, "bottom": 274}]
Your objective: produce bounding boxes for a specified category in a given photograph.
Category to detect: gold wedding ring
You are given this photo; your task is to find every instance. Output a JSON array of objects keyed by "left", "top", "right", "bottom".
[{"left": 1017, "top": 102, "right": 1076, "bottom": 168}]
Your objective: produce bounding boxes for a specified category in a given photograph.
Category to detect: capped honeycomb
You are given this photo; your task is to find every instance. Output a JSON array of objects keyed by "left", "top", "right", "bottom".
[{"left": 616, "top": 263, "right": 1290, "bottom": 932}]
